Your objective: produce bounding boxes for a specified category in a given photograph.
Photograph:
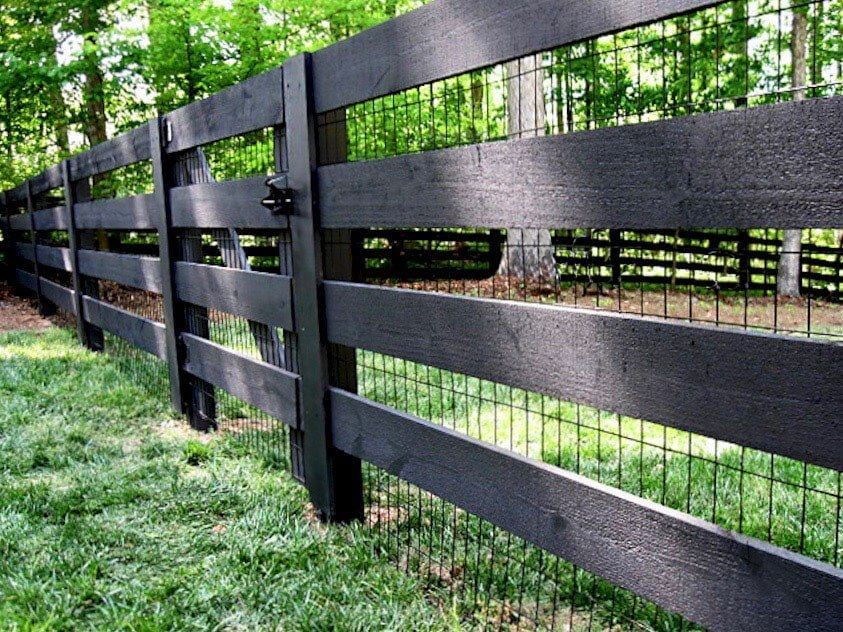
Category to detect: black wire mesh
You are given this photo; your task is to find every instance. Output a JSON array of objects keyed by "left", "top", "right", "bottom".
[
  {"left": 169, "top": 128, "right": 294, "bottom": 471},
  {"left": 89, "top": 161, "right": 154, "bottom": 200},
  {"left": 170, "top": 128, "right": 276, "bottom": 185},
  {"left": 317, "top": 1, "right": 843, "bottom": 628},
  {"left": 362, "top": 468, "right": 697, "bottom": 631},
  {"left": 319, "top": 0, "right": 843, "bottom": 164}
]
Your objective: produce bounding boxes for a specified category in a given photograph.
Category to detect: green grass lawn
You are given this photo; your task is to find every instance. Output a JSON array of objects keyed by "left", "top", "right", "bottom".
[{"left": 0, "top": 327, "right": 455, "bottom": 631}]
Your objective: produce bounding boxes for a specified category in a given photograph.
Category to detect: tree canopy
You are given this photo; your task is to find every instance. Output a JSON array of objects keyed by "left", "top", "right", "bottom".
[{"left": 0, "top": 0, "right": 423, "bottom": 189}]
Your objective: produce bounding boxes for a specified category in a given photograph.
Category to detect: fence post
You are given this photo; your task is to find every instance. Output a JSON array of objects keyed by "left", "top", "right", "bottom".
[
  {"left": 26, "top": 181, "right": 55, "bottom": 316},
  {"left": 284, "top": 53, "right": 363, "bottom": 523},
  {"left": 62, "top": 160, "right": 104, "bottom": 351},
  {"left": 737, "top": 229, "right": 750, "bottom": 289},
  {"left": 149, "top": 116, "right": 193, "bottom": 419},
  {"left": 1, "top": 192, "right": 11, "bottom": 284}
]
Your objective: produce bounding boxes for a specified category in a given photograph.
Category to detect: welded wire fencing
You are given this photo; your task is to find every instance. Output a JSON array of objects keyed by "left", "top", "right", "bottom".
[{"left": 1, "top": 1, "right": 841, "bottom": 630}]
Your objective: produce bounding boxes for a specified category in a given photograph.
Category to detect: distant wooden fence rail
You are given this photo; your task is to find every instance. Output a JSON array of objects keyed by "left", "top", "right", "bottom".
[{"left": 1, "top": 1, "right": 842, "bottom": 629}]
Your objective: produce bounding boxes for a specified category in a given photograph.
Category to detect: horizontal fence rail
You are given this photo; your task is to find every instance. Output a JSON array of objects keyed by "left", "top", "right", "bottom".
[
  {"left": 82, "top": 296, "right": 167, "bottom": 360},
  {"left": 312, "top": 0, "right": 728, "bottom": 113},
  {"left": 331, "top": 389, "right": 843, "bottom": 631},
  {"left": 182, "top": 334, "right": 300, "bottom": 426},
  {"left": 74, "top": 194, "right": 160, "bottom": 230},
  {"left": 319, "top": 97, "right": 843, "bottom": 229},
  {"left": 324, "top": 282, "right": 843, "bottom": 471},
  {"left": 174, "top": 263, "right": 294, "bottom": 331},
  {"left": 3, "top": 0, "right": 842, "bottom": 629}
]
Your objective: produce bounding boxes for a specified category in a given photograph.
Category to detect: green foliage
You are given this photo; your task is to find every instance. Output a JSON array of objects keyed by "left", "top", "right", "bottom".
[
  {"left": 0, "top": 0, "right": 426, "bottom": 189},
  {"left": 0, "top": 328, "right": 451, "bottom": 630}
]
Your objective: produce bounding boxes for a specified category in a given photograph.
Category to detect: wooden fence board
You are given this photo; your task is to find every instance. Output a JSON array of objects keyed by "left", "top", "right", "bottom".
[
  {"left": 324, "top": 282, "right": 843, "bottom": 471},
  {"left": 82, "top": 295, "right": 167, "bottom": 360},
  {"left": 174, "top": 262, "right": 294, "bottom": 330},
  {"left": 40, "top": 278, "right": 76, "bottom": 314},
  {"left": 182, "top": 333, "right": 300, "bottom": 426},
  {"left": 14, "top": 269, "right": 36, "bottom": 292},
  {"left": 164, "top": 67, "right": 285, "bottom": 153},
  {"left": 68, "top": 125, "right": 151, "bottom": 181},
  {"left": 36, "top": 245, "right": 72, "bottom": 272},
  {"left": 169, "top": 176, "right": 288, "bottom": 229},
  {"left": 313, "top": 0, "right": 728, "bottom": 113},
  {"left": 319, "top": 97, "right": 843, "bottom": 229},
  {"left": 14, "top": 243, "right": 34, "bottom": 262},
  {"left": 9, "top": 214, "right": 31, "bottom": 231},
  {"left": 74, "top": 194, "right": 159, "bottom": 230},
  {"left": 32, "top": 207, "right": 69, "bottom": 231},
  {"left": 78, "top": 250, "right": 162, "bottom": 293},
  {"left": 5, "top": 184, "right": 27, "bottom": 205},
  {"left": 331, "top": 389, "right": 843, "bottom": 632},
  {"left": 28, "top": 164, "right": 63, "bottom": 197}
]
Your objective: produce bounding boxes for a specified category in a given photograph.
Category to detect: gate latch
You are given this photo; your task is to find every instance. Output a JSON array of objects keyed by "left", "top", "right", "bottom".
[{"left": 262, "top": 175, "right": 295, "bottom": 216}]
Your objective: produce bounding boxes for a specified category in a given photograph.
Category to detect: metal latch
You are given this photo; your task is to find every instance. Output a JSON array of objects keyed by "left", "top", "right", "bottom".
[{"left": 262, "top": 175, "right": 295, "bottom": 216}]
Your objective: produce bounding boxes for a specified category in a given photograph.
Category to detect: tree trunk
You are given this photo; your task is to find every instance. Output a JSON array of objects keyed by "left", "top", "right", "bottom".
[
  {"left": 497, "top": 56, "right": 556, "bottom": 282},
  {"left": 778, "top": 7, "right": 808, "bottom": 297}
]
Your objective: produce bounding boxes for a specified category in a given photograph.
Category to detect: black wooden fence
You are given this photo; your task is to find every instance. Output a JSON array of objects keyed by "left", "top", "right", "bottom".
[{"left": 1, "top": 1, "right": 842, "bottom": 629}]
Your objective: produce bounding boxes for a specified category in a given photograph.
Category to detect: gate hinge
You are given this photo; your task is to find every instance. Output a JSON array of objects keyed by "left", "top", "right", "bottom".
[{"left": 262, "top": 174, "right": 295, "bottom": 216}]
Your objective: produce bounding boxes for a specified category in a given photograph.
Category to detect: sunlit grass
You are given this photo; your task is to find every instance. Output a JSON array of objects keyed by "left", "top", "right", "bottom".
[
  {"left": 0, "top": 327, "right": 454, "bottom": 631},
  {"left": 357, "top": 350, "right": 842, "bottom": 568}
]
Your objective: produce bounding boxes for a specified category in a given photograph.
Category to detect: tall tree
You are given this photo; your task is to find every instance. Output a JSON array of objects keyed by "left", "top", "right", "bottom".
[
  {"left": 496, "top": 56, "right": 557, "bottom": 283},
  {"left": 778, "top": 5, "right": 810, "bottom": 298}
]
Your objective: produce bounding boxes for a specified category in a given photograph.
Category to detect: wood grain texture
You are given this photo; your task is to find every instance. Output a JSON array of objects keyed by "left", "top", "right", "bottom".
[
  {"left": 40, "top": 278, "right": 76, "bottom": 314},
  {"left": 74, "top": 194, "right": 160, "bottom": 230},
  {"left": 312, "top": 0, "right": 725, "bottom": 112},
  {"left": 182, "top": 334, "right": 300, "bottom": 427},
  {"left": 36, "top": 245, "right": 72, "bottom": 272},
  {"left": 14, "top": 269, "right": 36, "bottom": 292},
  {"left": 68, "top": 125, "right": 151, "bottom": 181},
  {"left": 29, "top": 164, "right": 63, "bottom": 197},
  {"left": 320, "top": 97, "right": 843, "bottom": 229},
  {"left": 5, "top": 184, "right": 27, "bottom": 205},
  {"left": 82, "top": 296, "right": 167, "bottom": 360},
  {"left": 32, "top": 207, "right": 68, "bottom": 231},
  {"left": 169, "top": 176, "right": 288, "bottom": 229},
  {"left": 331, "top": 389, "right": 843, "bottom": 632},
  {"left": 164, "top": 67, "right": 284, "bottom": 153},
  {"left": 324, "top": 282, "right": 843, "bottom": 471},
  {"left": 9, "top": 213, "right": 31, "bottom": 231},
  {"left": 14, "top": 243, "right": 35, "bottom": 262},
  {"left": 78, "top": 250, "right": 162, "bottom": 293},
  {"left": 174, "top": 263, "right": 294, "bottom": 331}
]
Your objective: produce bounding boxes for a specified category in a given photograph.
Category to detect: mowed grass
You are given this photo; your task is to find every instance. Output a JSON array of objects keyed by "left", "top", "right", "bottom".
[
  {"left": 356, "top": 350, "right": 842, "bottom": 568},
  {"left": 0, "top": 328, "right": 455, "bottom": 631}
]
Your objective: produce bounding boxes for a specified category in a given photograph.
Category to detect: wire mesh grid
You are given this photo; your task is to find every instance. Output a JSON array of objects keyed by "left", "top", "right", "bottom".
[
  {"left": 362, "top": 468, "right": 696, "bottom": 632},
  {"left": 318, "top": 0, "right": 843, "bottom": 163},
  {"left": 360, "top": 229, "right": 842, "bottom": 341},
  {"left": 176, "top": 223, "right": 295, "bottom": 470},
  {"left": 335, "top": 340, "right": 841, "bottom": 630},
  {"left": 167, "top": 123, "right": 294, "bottom": 468},
  {"left": 170, "top": 128, "right": 277, "bottom": 185},
  {"left": 321, "top": 214, "right": 843, "bottom": 630},
  {"left": 189, "top": 378, "right": 297, "bottom": 472},
  {"left": 89, "top": 161, "right": 154, "bottom": 200},
  {"left": 316, "top": 1, "right": 842, "bottom": 626}
]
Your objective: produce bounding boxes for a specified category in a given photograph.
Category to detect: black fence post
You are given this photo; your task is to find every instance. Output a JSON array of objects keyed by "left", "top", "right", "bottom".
[
  {"left": 284, "top": 53, "right": 363, "bottom": 523},
  {"left": 149, "top": 116, "right": 192, "bottom": 418},
  {"left": 737, "top": 229, "right": 751, "bottom": 289},
  {"left": 1, "top": 192, "right": 11, "bottom": 284},
  {"left": 27, "top": 181, "right": 55, "bottom": 316},
  {"left": 609, "top": 228, "right": 622, "bottom": 287},
  {"left": 62, "top": 160, "right": 104, "bottom": 351}
]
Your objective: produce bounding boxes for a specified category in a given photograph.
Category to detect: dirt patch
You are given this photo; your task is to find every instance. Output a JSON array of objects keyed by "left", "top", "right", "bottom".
[
  {"left": 153, "top": 418, "right": 214, "bottom": 444},
  {"left": 0, "top": 283, "right": 52, "bottom": 331},
  {"left": 391, "top": 277, "right": 842, "bottom": 336}
]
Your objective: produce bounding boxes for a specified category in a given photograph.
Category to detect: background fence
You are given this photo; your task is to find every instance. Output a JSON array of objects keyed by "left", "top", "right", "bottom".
[{"left": 1, "top": 0, "right": 842, "bottom": 630}]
